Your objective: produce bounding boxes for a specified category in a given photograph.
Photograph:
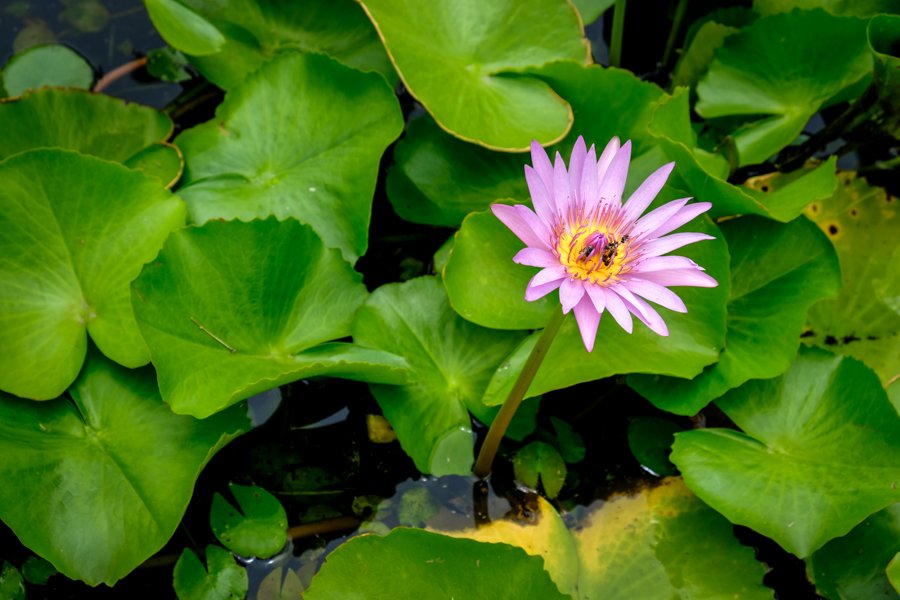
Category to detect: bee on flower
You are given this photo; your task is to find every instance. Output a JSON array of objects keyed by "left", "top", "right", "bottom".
[{"left": 492, "top": 136, "right": 718, "bottom": 352}]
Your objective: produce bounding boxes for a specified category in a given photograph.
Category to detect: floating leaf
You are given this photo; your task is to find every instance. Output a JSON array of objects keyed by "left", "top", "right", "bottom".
[
  {"left": 169, "top": 0, "right": 396, "bottom": 89},
  {"left": 304, "top": 528, "right": 569, "bottom": 599},
  {"left": 132, "top": 218, "right": 408, "bottom": 419},
  {"left": 173, "top": 545, "right": 248, "bottom": 600},
  {"left": 574, "top": 478, "right": 770, "bottom": 598},
  {"left": 672, "top": 349, "right": 900, "bottom": 558},
  {"left": 753, "top": 0, "right": 900, "bottom": 18},
  {"left": 0, "top": 88, "right": 172, "bottom": 162},
  {"left": 257, "top": 567, "right": 304, "bottom": 600},
  {"left": 803, "top": 172, "right": 900, "bottom": 385},
  {"left": 571, "top": 0, "right": 614, "bottom": 24},
  {"left": 123, "top": 142, "right": 184, "bottom": 189},
  {"left": 807, "top": 504, "right": 900, "bottom": 600},
  {"left": 21, "top": 556, "right": 56, "bottom": 585},
  {"left": 630, "top": 215, "right": 840, "bottom": 416},
  {"left": 211, "top": 484, "right": 287, "bottom": 559},
  {"left": 627, "top": 417, "right": 681, "bottom": 477},
  {"left": 143, "top": 0, "right": 225, "bottom": 56},
  {"left": 175, "top": 52, "right": 402, "bottom": 262},
  {"left": 0, "top": 44, "right": 93, "bottom": 96},
  {"left": 868, "top": 14, "right": 900, "bottom": 137},
  {"left": 351, "top": 277, "right": 527, "bottom": 475},
  {"left": 0, "top": 562, "right": 25, "bottom": 600},
  {"left": 696, "top": 9, "right": 871, "bottom": 166},
  {"left": 440, "top": 495, "right": 579, "bottom": 597},
  {"left": 0, "top": 149, "right": 184, "bottom": 399},
  {"left": 890, "top": 552, "right": 900, "bottom": 594},
  {"left": 359, "top": 0, "right": 588, "bottom": 150},
  {"left": 671, "top": 21, "right": 739, "bottom": 90},
  {"left": 478, "top": 214, "right": 728, "bottom": 406},
  {"left": 514, "top": 441, "right": 568, "bottom": 498},
  {"left": 0, "top": 350, "right": 248, "bottom": 586}
]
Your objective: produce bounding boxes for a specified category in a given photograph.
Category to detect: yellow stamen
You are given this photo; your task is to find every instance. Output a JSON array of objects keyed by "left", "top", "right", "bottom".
[{"left": 557, "top": 220, "right": 629, "bottom": 284}]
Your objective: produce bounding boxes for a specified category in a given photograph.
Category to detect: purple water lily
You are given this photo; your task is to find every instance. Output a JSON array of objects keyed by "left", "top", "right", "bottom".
[{"left": 492, "top": 136, "right": 718, "bottom": 352}]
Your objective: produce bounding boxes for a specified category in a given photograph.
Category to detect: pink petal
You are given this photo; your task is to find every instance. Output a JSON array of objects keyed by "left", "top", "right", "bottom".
[
  {"left": 593, "top": 140, "right": 631, "bottom": 210},
  {"left": 491, "top": 203, "right": 547, "bottom": 248},
  {"left": 513, "top": 247, "right": 559, "bottom": 268},
  {"left": 531, "top": 265, "right": 568, "bottom": 286},
  {"left": 568, "top": 137, "right": 587, "bottom": 201},
  {"left": 633, "top": 255, "right": 703, "bottom": 273},
  {"left": 621, "top": 293, "right": 669, "bottom": 336},
  {"left": 573, "top": 295, "right": 601, "bottom": 352},
  {"left": 596, "top": 136, "right": 620, "bottom": 185},
  {"left": 526, "top": 278, "right": 564, "bottom": 301},
  {"left": 638, "top": 269, "right": 718, "bottom": 288},
  {"left": 638, "top": 232, "right": 715, "bottom": 258},
  {"left": 622, "top": 161, "right": 675, "bottom": 223},
  {"left": 630, "top": 198, "right": 689, "bottom": 241},
  {"left": 513, "top": 203, "right": 551, "bottom": 243},
  {"left": 585, "top": 283, "right": 607, "bottom": 314},
  {"left": 644, "top": 202, "right": 712, "bottom": 239},
  {"left": 579, "top": 144, "right": 598, "bottom": 209},
  {"left": 525, "top": 165, "right": 556, "bottom": 226},
  {"left": 601, "top": 287, "right": 633, "bottom": 333},
  {"left": 621, "top": 278, "right": 687, "bottom": 312},
  {"left": 553, "top": 152, "right": 570, "bottom": 212},
  {"left": 559, "top": 277, "right": 585, "bottom": 313},
  {"left": 530, "top": 140, "right": 554, "bottom": 189}
]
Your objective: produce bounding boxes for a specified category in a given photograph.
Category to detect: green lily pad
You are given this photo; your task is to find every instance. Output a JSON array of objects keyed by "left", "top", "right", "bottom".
[
  {"left": 574, "top": 478, "right": 770, "bottom": 599},
  {"left": 672, "top": 349, "right": 900, "bottom": 558},
  {"left": 807, "top": 504, "right": 900, "bottom": 600},
  {"left": 258, "top": 567, "right": 304, "bottom": 600},
  {"left": 627, "top": 417, "right": 681, "bottom": 477},
  {"left": 672, "top": 21, "right": 740, "bottom": 90},
  {"left": 513, "top": 441, "right": 567, "bottom": 498},
  {"left": 475, "top": 213, "right": 728, "bottom": 406},
  {"left": 0, "top": 149, "right": 185, "bottom": 400},
  {"left": 143, "top": 0, "right": 225, "bottom": 56},
  {"left": 351, "top": 277, "right": 527, "bottom": 475},
  {"left": 753, "top": 0, "right": 900, "bottom": 18},
  {"left": 572, "top": 0, "right": 614, "bottom": 24},
  {"left": 123, "top": 142, "right": 184, "bottom": 189},
  {"left": 0, "top": 562, "right": 25, "bottom": 600},
  {"left": 387, "top": 114, "right": 528, "bottom": 227},
  {"left": 890, "top": 552, "right": 900, "bottom": 594},
  {"left": 175, "top": 51, "right": 402, "bottom": 262},
  {"left": 131, "top": 218, "right": 408, "bottom": 419},
  {"left": 173, "top": 545, "right": 248, "bottom": 600},
  {"left": 630, "top": 215, "right": 840, "bottom": 416},
  {"left": 803, "top": 172, "right": 900, "bottom": 385},
  {"left": 1, "top": 44, "right": 93, "bottom": 96},
  {"left": 21, "top": 556, "right": 56, "bottom": 585},
  {"left": 696, "top": 9, "right": 872, "bottom": 166},
  {"left": 869, "top": 14, "right": 900, "bottom": 138},
  {"left": 359, "top": 0, "right": 588, "bottom": 150},
  {"left": 649, "top": 87, "right": 839, "bottom": 222},
  {"left": 0, "top": 350, "right": 248, "bottom": 586},
  {"left": 166, "top": 0, "right": 396, "bottom": 89},
  {"left": 0, "top": 88, "right": 173, "bottom": 162},
  {"left": 211, "top": 484, "right": 287, "bottom": 558},
  {"left": 304, "top": 528, "right": 569, "bottom": 599}
]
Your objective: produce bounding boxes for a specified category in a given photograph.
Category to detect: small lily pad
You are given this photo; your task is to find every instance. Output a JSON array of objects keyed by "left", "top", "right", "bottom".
[
  {"left": 513, "top": 441, "right": 568, "bottom": 498},
  {"left": 211, "top": 484, "right": 288, "bottom": 559},
  {"left": 1, "top": 44, "right": 93, "bottom": 96},
  {"left": 0, "top": 562, "right": 25, "bottom": 600},
  {"left": 143, "top": 0, "right": 225, "bottom": 56},
  {"left": 123, "top": 142, "right": 184, "bottom": 188},
  {"left": 173, "top": 545, "right": 248, "bottom": 600}
]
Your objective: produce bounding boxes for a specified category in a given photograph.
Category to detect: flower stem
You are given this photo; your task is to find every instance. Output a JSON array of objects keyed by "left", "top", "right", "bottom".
[
  {"left": 609, "top": 0, "right": 627, "bottom": 68},
  {"left": 662, "top": 0, "right": 689, "bottom": 68},
  {"left": 473, "top": 309, "right": 567, "bottom": 478}
]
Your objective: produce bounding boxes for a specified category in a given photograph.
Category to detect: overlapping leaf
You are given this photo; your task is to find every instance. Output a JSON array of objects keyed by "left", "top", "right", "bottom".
[
  {"left": 630, "top": 215, "right": 840, "bottom": 416},
  {"left": 175, "top": 52, "right": 402, "bottom": 262},
  {"left": 131, "top": 218, "right": 408, "bottom": 419},
  {"left": 0, "top": 149, "right": 185, "bottom": 399},
  {"left": 0, "top": 44, "right": 93, "bottom": 96},
  {"left": 803, "top": 171, "right": 900, "bottom": 385},
  {"left": 359, "top": 0, "right": 589, "bottom": 150},
  {"left": 0, "top": 88, "right": 172, "bottom": 162},
  {"left": 672, "top": 349, "right": 900, "bottom": 558},
  {"left": 351, "top": 277, "right": 527, "bottom": 475},
  {"left": 304, "top": 528, "right": 569, "bottom": 599},
  {"left": 0, "top": 350, "right": 248, "bottom": 586},
  {"left": 150, "top": 0, "right": 395, "bottom": 88},
  {"left": 696, "top": 9, "right": 872, "bottom": 166}
]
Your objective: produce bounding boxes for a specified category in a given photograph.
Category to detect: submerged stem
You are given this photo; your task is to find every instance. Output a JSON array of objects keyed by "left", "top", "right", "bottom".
[
  {"left": 473, "top": 309, "right": 567, "bottom": 478},
  {"left": 662, "top": 0, "right": 689, "bottom": 68},
  {"left": 609, "top": 0, "right": 627, "bottom": 68}
]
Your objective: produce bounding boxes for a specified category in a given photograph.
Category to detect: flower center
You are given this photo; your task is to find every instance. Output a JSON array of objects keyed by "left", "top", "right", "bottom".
[{"left": 557, "top": 222, "right": 629, "bottom": 284}]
